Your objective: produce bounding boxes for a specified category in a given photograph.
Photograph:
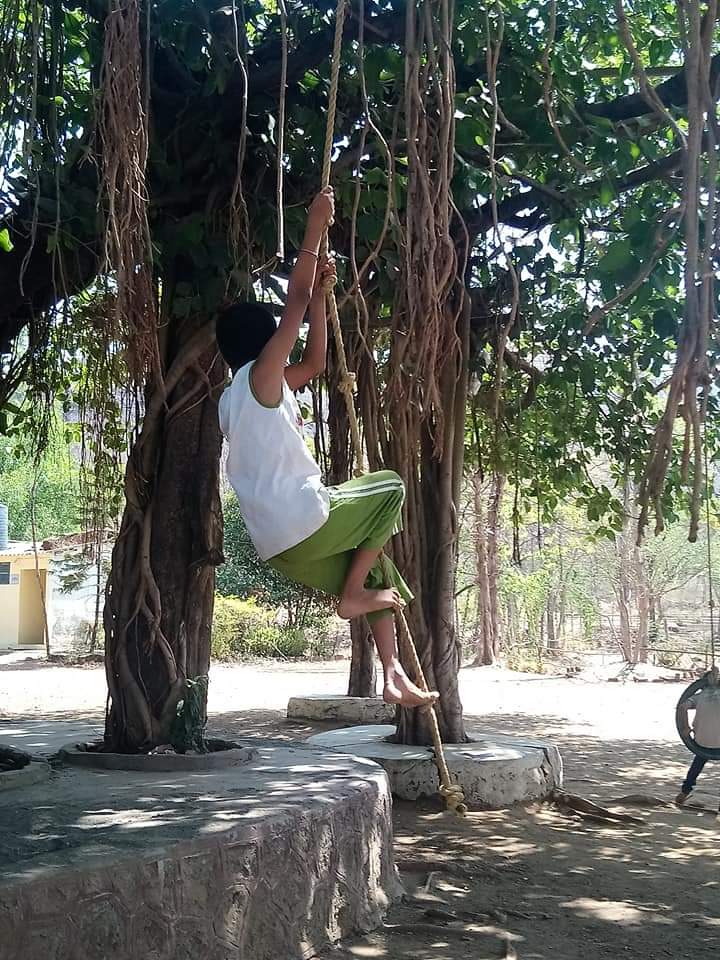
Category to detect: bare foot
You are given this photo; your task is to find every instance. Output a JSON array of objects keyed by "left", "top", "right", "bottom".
[
  {"left": 383, "top": 662, "right": 439, "bottom": 709},
  {"left": 337, "top": 588, "right": 404, "bottom": 620}
]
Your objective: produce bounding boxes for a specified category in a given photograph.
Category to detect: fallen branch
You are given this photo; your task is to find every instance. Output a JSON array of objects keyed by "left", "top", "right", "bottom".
[{"left": 552, "top": 790, "right": 646, "bottom": 825}]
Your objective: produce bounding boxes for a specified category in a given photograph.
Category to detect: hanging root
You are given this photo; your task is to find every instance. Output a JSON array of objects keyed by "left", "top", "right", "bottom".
[
  {"left": 632, "top": 2, "right": 718, "bottom": 541},
  {"left": 485, "top": 3, "right": 520, "bottom": 427},
  {"left": 541, "top": 0, "right": 591, "bottom": 173},
  {"left": 99, "top": 0, "right": 158, "bottom": 381},
  {"left": 227, "top": 0, "right": 250, "bottom": 288},
  {"left": 275, "top": 0, "right": 288, "bottom": 262},
  {"left": 394, "top": 0, "right": 462, "bottom": 451}
]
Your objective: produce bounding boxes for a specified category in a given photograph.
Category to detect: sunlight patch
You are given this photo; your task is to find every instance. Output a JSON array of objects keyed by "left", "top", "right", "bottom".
[
  {"left": 348, "top": 945, "right": 386, "bottom": 958},
  {"left": 563, "top": 898, "right": 646, "bottom": 925}
]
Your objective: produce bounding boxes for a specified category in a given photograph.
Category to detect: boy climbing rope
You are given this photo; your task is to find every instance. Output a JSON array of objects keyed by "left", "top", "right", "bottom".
[
  {"left": 675, "top": 666, "right": 720, "bottom": 815},
  {"left": 216, "top": 187, "right": 438, "bottom": 710}
]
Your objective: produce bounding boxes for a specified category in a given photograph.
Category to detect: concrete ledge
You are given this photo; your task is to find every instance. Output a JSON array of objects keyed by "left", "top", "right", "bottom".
[
  {"left": 59, "top": 738, "right": 258, "bottom": 772},
  {"left": 0, "top": 759, "right": 50, "bottom": 792},
  {"left": 0, "top": 743, "right": 402, "bottom": 960},
  {"left": 287, "top": 695, "right": 395, "bottom": 725},
  {"left": 307, "top": 725, "right": 563, "bottom": 809}
]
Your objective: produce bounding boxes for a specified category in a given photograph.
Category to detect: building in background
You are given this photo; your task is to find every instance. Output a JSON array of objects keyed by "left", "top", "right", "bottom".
[{"left": 0, "top": 519, "right": 52, "bottom": 652}]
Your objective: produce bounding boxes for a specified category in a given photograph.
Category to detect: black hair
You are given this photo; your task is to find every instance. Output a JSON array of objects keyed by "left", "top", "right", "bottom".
[{"left": 215, "top": 301, "right": 277, "bottom": 373}]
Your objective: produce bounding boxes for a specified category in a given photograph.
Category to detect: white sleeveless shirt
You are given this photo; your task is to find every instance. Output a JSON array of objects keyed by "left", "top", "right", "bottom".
[
  {"left": 691, "top": 687, "right": 720, "bottom": 748},
  {"left": 218, "top": 362, "right": 330, "bottom": 560}
]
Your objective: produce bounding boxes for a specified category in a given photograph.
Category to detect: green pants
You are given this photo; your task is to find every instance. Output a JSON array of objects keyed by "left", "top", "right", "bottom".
[{"left": 269, "top": 470, "right": 413, "bottom": 623}]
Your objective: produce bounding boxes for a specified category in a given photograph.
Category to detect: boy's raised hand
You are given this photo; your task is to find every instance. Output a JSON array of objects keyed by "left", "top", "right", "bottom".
[
  {"left": 251, "top": 188, "right": 335, "bottom": 406},
  {"left": 309, "top": 187, "right": 335, "bottom": 228}
]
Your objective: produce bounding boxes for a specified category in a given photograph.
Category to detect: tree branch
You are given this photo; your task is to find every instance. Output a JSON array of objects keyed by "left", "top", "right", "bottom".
[
  {"left": 464, "top": 144, "right": 686, "bottom": 238},
  {"left": 579, "top": 52, "right": 720, "bottom": 121},
  {"left": 0, "top": 162, "right": 100, "bottom": 356}
]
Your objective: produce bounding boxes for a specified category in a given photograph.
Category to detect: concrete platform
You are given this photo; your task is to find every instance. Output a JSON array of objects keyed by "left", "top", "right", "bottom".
[
  {"left": 307, "top": 725, "right": 562, "bottom": 809},
  {"left": 0, "top": 759, "right": 50, "bottom": 792},
  {"left": 0, "top": 743, "right": 401, "bottom": 960},
  {"left": 59, "top": 739, "right": 258, "bottom": 771},
  {"left": 0, "top": 718, "right": 104, "bottom": 756},
  {"left": 287, "top": 695, "right": 395, "bottom": 725}
]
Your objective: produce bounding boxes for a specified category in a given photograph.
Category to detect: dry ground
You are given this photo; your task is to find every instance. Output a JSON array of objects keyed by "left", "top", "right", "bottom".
[{"left": 1, "top": 656, "right": 718, "bottom": 959}]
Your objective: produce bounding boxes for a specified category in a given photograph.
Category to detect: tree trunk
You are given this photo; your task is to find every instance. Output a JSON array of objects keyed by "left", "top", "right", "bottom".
[
  {"left": 546, "top": 593, "right": 559, "bottom": 655},
  {"left": 347, "top": 619, "right": 377, "bottom": 697},
  {"left": 616, "top": 591, "right": 634, "bottom": 663},
  {"left": 473, "top": 471, "right": 495, "bottom": 665},
  {"left": 327, "top": 333, "right": 381, "bottom": 699},
  {"left": 615, "top": 477, "right": 636, "bottom": 664},
  {"left": 392, "top": 301, "right": 470, "bottom": 745},
  {"left": 487, "top": 474, "right": 504, "bottom": 660},
  {"left": 104, "top": 331, "right": 224, "bottom": 752},
  {"left": 506, "top": 594, "right": 519, "bottom": 648},
  {"left": 472, "top": 471, "right": 504, "bottom": 665},
  {"left": 635, "top": 550, "right": 650, "bottom": 664}
]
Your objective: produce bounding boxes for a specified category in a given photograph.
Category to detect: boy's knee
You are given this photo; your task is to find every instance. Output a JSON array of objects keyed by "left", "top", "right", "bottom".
[
  {"left": 376, "top": 469, "right": 405, "bottom": 503},
  {"left": 371, "top": 468, "right": 401, "bottom": 483}
]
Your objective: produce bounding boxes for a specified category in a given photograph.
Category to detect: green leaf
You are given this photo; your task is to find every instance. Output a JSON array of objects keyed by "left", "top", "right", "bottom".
[
  {"left": 597, "top": 239, "right": 631, "bottom": 274},
  {"left": 599, "top": 181, "right": 615, "bottom": 206},
  {"left": 0, "top": 228, "right": 13, "bottom": 253},
  {"left": 651, "top": 308, "right": 677, "bottom": 338}
]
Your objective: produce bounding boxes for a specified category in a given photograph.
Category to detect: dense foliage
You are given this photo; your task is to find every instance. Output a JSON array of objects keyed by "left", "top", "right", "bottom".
[
  {"left": 0, "top": 414, "right": 79, "bottom": 540},
  {"left": 1, "top": 0, "right": 717, "bottom": 530}
]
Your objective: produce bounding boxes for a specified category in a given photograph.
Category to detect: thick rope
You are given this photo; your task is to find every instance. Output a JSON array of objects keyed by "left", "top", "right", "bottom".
[
  {"left": 275, "top": 0, "right": 288, "bottom": 261},
  {"left": 704, "top": 430, "right": 716, "bottom": 667},
  {"left": 320, "top": 0, "right": 364, "bottom": 475},
  {"left": 321, "top": 0, "right": 466, "bottom": 817}
]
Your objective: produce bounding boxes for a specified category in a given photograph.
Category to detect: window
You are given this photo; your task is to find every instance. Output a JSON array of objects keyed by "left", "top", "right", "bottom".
[{"left": 0, "top": 563, "right": 9, "bottom": 585}]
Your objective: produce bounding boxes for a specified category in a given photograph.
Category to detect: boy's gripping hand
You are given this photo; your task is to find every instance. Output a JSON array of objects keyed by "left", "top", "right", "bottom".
[
  {"left": 252, "top": 188, "right": 334, "bottom": 406},
  {"left": 309, "top": 188, "right": 335, "bottom": 228},
  {"left": 315, "top": 256, "right": 337, "bottom": 292}
]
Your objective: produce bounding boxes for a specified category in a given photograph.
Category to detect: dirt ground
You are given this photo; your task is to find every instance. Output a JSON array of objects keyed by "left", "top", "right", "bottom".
[{"left": 2, "top": 656, "right": 719, "bottom": 959}]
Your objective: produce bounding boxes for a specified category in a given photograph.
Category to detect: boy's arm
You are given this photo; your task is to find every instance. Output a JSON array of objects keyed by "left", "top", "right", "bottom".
[
  {"left": 285, "top": 257, "right": 336, "bottom": 391},
  {"left": 252, "top": 188, "right": 334, "bottom": 406},
  {"left": 678, "top": 700, "right": 692, "bottom": 736}
]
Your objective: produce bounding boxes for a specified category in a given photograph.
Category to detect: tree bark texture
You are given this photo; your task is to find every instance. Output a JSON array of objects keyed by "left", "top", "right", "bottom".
[
  {"left": 347, "top": 619, "right": 378, "bottom": 697},
  {"left": 103, "top": 328, "right": 224, "bottom": 752},
  {"left": 389, "top": 301, "right": 470, "bottom": 745},
  {"left": 473, "top": 471, "right": 504, "bottom": 665}
]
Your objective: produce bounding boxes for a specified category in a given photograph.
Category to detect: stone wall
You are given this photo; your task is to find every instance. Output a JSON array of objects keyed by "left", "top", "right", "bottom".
[{"left": 0, "top": 746, "right": 402, "bottom": 960}]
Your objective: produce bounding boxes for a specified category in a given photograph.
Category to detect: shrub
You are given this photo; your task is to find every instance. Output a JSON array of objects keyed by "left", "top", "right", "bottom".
[
  {"left": 218, "top": 496, "right": 333, "bottom": 630},
  {"left": 212, "top": 595, "right": 310, "bottom": 661}
]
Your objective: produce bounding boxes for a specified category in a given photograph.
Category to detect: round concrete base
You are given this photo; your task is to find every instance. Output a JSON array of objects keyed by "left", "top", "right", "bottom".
[
  {"left": 287, "top": 695, "right": 395, "bottom": 724},
  {"left": 59, "top": 738, "right": 258, "bottom": 772},
  {"left": 0, "top": 742, "right": 401, "bottom": 960},
  {"left": 0, "top": 759, "right": 50, "bottom": 792},
  {"left": 307, "top": 725, "right": 563, "bottom": 809}
]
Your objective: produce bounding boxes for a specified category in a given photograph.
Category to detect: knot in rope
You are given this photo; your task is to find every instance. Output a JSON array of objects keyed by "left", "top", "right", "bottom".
[
  {"left": 339, "top": 372, "right": 356, "bottom": 396},
  {"left": 439, "top": 782, "right": 468, "bottom": 817}
]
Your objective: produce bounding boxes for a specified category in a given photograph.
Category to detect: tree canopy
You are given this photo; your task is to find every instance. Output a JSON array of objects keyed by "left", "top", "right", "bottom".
[{"left": 1, "top": 0, "right": 717, "bottom": 530}]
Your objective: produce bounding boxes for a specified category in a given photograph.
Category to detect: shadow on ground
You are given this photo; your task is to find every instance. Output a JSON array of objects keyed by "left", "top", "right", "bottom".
[
  {"left": 206, "top": 707, "right": 720, "bottom": 960},
  {"left": 3, "top": 704, "right": 719, "bottom": 959}
]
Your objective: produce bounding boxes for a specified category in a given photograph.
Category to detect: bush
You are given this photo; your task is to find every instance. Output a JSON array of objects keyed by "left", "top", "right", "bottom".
[
  {"left": 212, "top": 595, "right": 311, "bottom": 661},
  {"left": 218, "top": 496, "right": 333, "bottom": 631}
]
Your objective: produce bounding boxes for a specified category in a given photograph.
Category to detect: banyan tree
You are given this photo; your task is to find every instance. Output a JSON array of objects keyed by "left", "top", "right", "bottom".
[{"left": 0, "top": 0, "right": 717, "bottom": 748}]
